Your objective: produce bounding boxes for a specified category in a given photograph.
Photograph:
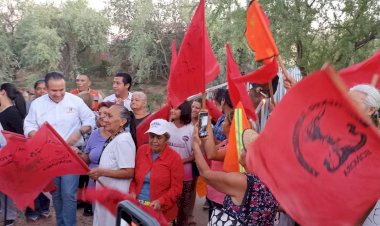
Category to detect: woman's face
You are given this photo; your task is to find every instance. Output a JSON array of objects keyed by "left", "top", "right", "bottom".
[
  {"left": 222, "top": 117, "right": 231, "bottom": 136},
  {"left": 97, "top": 106, "right": 108, "bottom": 127},
  {"left": 149, "top": 133, "right": 168, "bottom": 153},
  {"left": 103, "top": 106, "right": 127, "bottom": 134},
  {"left": 191, "top": 101, "right": 202, "bottom": 120},
  {"left": 131, "top": 94, "right": 145, "bottom": 111},
  {"left": 170, "top": 108, "right": 181, "bottom": 121}
]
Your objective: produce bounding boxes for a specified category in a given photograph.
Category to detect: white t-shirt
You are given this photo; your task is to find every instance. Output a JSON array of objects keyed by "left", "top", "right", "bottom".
[
  {"left": 24, "top": 93, "right": 95, "bottom": 147},
  {"left": 168, "top": 123, "right": 194, "bottom": 181},
  {"left": 103, "top": 92, "right": 133, "bottom": 111},
  {"left": 94, "top": 132, "right": 136, "bottom": 226}
]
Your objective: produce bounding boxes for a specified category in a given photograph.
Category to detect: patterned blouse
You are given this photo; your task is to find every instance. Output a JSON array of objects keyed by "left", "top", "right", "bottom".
[{"left": 223, "top": 173, "right": 278, "bottom": 225}]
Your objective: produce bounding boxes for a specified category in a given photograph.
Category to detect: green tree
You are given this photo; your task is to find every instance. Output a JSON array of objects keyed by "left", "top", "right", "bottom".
[{"left": 14, "top": 0, "right": 110, "bottom": 78}]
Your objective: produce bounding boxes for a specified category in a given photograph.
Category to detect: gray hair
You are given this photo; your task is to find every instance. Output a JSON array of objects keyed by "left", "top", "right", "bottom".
[
  {"left": 350, "top": 84, "right": 380, "bottom": 110},
  {"left": 132, "top": 91, "right": 147, "bottom": 104}
]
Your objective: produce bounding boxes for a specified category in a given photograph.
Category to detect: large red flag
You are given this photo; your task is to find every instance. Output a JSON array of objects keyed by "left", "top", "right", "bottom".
[
  {"left": 167, "top": 0, "right": 220, "bottom": 108},
  {"left": 226, "top": 43, "right": 257, "bottom": 121},
  {"left": 136, "top": 103, "right": 171, "bottom": 147},
  {"left": 0, "top": 123, "right": 89, "bottom": 209},
  {"left": 245, "top": 0, "right": 279, "bottom": 62},
  {"left": 247, "top": 66, "right": 380, "bottom": 225},
  {"left": 339, "top": 50, "right": 380, "bottom": 88},
  {"left": 233, "top": 57, "right": 279, "bottom": 84},
  {"left": 82, "top": 187, "right": 168, "bottom": 225}
]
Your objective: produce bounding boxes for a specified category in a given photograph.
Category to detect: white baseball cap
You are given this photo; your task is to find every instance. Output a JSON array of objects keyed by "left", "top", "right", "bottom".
[{"left": 145, "top": 119, "right": 170, "bottom": 135}]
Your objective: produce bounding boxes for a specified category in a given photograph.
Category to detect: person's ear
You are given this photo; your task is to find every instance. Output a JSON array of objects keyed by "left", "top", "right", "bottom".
[{"left": 368, "top": 106, "right": 377, "bottom": 116}]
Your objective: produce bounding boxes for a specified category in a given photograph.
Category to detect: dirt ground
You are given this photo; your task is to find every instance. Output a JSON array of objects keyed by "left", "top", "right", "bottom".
[{"left": 1, "top": 196, "right": 208, "bottom": 226}]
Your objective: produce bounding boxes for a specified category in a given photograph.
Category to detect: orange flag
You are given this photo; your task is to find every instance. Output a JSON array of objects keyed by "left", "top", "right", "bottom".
[
  {"left": 245, "top": 0, "right": 279, "bottom": 62},
  {"left": 247, "top": 66, "right": 380, "bottom": 225},
  {"left": 223, "top": 102, "right": 251, "bottom": 172}
]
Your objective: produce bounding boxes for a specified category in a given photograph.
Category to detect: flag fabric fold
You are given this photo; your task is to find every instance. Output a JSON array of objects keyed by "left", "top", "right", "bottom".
[
  {"left": 245, "top": 0, "right": 279, "bottom": 62},
  {"left": 226, "top": 43, "right": 257, "bottom": 121},
  {"left": 82, "top": 187, "right": 168, "bottom": 226},
  {"left": 223, "top": 102, "right": 251, "bottom": 173},
  {"left": 233, "top": 57, "right": 279, "bottom": 84},
  {"left": 339, "top": 50, "right": 380, "bottom": 89},
  {"left": 247, "top": 66, "right": 380, "bottom": 225},
  {"left": 167, "top": 0, "right": 220, "bottom": 108},
  {"left": 0, "top": 123, "right": 89, "bottom": 209}
]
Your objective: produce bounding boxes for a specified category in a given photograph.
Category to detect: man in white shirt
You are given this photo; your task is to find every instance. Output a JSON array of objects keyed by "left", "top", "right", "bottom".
[
  {"left": 103, "top": 72, "right": 133, "bottom": 111},
  {"left": 24, "top": 71, "right": 95, "bottom": 226}
]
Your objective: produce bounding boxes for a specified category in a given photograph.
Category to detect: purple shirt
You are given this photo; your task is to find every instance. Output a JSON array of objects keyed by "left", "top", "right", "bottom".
[{"left": 85, "top": 128, "right": 107, "bottom": 169}]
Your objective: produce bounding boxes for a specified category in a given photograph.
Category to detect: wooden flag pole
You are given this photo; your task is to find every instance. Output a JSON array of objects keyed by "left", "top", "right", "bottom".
[
  {"left": 202, "top": 93, "right": 206, "bottom": 109},
  {"left": 371, "top": 74, "right": 378, "bottom": 87},
  {"left": 277, "top": 55, "right": 292, "bottom": 80}
]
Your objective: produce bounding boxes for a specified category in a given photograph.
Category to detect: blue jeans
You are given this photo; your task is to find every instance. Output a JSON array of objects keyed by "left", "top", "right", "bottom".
[
  {"left": 53, "top": 175, "right": 79, "bottom": 226},
  {"left": 25, "top": 193, "right": 50, "bottom": 218}
]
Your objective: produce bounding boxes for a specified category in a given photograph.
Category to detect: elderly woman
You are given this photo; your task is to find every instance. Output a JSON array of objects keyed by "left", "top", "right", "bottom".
[
  {"left": 88, "top": 104, "right": 136, "bottom": 226},
  {"left": 130, "top": 119, "right": 184, "bottom": 224},
  {"left": 194, "top": 111, "right": 278, "bottom": 225},
  {"left": 131, "top": 91, "right": 150, "bottom": 127},
  {"left": 348, "top": 84, "right": 380, "bottom": 126}
]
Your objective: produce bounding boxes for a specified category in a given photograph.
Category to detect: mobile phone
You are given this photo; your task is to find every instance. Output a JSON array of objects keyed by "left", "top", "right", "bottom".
[
  {"left": 116, "top": 201, "right": 160, "bottom": 226},
  {"left": 198, "top": 112, "right": 209, "bottom": 138}
]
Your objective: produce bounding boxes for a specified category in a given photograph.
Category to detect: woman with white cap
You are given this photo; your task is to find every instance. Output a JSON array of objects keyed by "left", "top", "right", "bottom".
[{"left": 130, "top": 119, "right": 184, "bottom": 224}]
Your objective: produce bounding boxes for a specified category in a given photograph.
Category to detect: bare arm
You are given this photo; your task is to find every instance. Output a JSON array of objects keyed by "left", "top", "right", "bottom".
[
  {"left": 193, "top": 126, "right": 246, "bottom": 201},
  {"left": 201, "top": 112, "right": 226, "bottom": 161},
  {"left": 88, "top": 168, "right": 134, "bottom": 180}
]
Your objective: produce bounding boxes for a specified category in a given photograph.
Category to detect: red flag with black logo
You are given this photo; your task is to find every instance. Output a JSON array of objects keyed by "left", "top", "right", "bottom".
[
  {"left": 226, "top": 43, "right": 257, "bottom": 121},
  {"left": 247, "top": 66, "right": 380, "bottom": 225},
  {"left": 339, "top": 50, "right": 380, "bottom": 88},
  {"left": 136, "top": 103, "right": 170, "bottom": 147},
  {"left": 167, "top": 0, "right": 220, "bottom": 108},
  {"left": 0, "top": 122, "right": 89, "bottom": 209}
]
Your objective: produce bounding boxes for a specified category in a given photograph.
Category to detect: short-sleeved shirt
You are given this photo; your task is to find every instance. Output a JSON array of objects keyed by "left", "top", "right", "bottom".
[
  {"left": 84, "top": 128, "right": 107, "bottom": 169},
  {"left": 213, "top": 114, "right": 226, "bottom": 142},
  {"left": 168, "top": 123, "right": 194, "bottom": 181},
  {"left": 103, "top": 92, "right": 133, "bottom": 111},
  {"left": 224, "top": 173, "right": 278, "bottom": 225}
]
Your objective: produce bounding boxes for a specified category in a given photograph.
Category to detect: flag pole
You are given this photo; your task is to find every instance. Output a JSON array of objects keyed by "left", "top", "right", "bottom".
[
  {"left": 3, "top": 195, "right": 8, "bottom": 226},
  {"left": 277, "top": 55, "right": 292, "bottom": 81},
  {"left": 371, "top": 74, "right": 378, "bottom": 87}
]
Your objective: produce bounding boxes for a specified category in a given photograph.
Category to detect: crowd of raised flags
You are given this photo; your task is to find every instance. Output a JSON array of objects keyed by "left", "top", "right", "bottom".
[{"left": 0, "top": 0, "right": 380, "bottom": 225}]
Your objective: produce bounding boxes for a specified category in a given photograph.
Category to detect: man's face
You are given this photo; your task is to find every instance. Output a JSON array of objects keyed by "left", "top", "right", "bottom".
[
  {"left": 112, "top": 77, "right": 129, "bottom": 98},
  {"left": 131, "top": 94, "right": 145, "bottom": 111},
  {"left": 34, "top": 82, "right": 47, "bottom": 98},
  {"left": 75, "top": 75, "right": 90, "bottom": 92},
  {"left": 47, "top": 79, "right": 66, "bottom": 103}
]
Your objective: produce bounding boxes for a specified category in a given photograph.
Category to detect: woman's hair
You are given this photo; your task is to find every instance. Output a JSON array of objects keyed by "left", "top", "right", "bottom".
[
  {"left": 226, "top": 110, "right": 235, "bottom": 124},
  {"left": 214, "top": 88, "right": 233, "bottom": 109},
  {"left": 78, "top": 91, "right": 93, "bottom": 109},
  {"left": 99, "top": 101, "right": 115, "bottom": 109},
  {"left": 0, "top": 83, "right": 27, "bottom": 119},
  {"left": 34, "top": 79, "right": 45, "bottom": 89},
  {"left": 178, "top": 100, "right": 192, "bottom": 125},
  {"left": 193, "top": 97, "right": 202, "bottom": 104},
  {"left": 114, "top": 104, "right": 137, "bottom": 148}
]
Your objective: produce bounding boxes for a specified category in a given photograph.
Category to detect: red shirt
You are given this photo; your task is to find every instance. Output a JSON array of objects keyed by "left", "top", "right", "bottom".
[
  {"left": 130, "top": 144, "right": 184, "bottom": 221},
  {"left": 70, "top": 88, "right": 100, "bottom": 111}
]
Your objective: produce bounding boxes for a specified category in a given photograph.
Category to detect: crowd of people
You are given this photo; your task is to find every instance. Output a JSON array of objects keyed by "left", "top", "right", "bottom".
[{"left": 1, "top": 69, "right": 380, "bottom": 226}]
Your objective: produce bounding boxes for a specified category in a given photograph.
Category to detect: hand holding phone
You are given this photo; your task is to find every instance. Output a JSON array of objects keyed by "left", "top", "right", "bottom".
[{"left": 198, "top": 112, "right": 209, "bottom": 138}]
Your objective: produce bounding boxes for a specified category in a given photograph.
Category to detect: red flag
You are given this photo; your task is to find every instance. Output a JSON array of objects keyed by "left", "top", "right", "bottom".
[
  {"left": 167, "top": 0, "right": 220, "bottom": 108},
  {"left": 245, "top": 0, "right": 279, "bottom": 62},
  {"left": 170, "top": 39, "right": 178, "bottom": 75},
  {"left": 339, "top": 50, "right": 380, "bottom": 88},
  {"left": 233, "top": 57, "right": 279, "bottom": 84},
  {"left": 205, "top": 99, "right": 222, "bottom": 122},
  {"left": 0, "top": 123, "right": 89, "bottom": 209},
  {"left": 226, "top": 43, "right": 257, "bottom": 121},
  {"left": 136, "top": 103, "right": 171, "bottom": 147},
  {"left": 247, "top": 66, "right": 380, "bottom": 225},
  {"left": 82, "top": 187, "right": 168, "bottom": 226}
]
